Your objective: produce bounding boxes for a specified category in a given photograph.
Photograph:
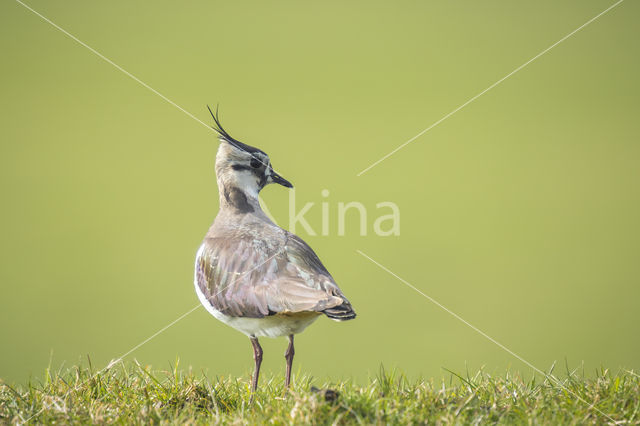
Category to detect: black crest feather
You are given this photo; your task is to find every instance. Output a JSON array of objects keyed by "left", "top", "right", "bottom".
[{"left": 207, "top": 105, "right": 264, "bottom": 155}]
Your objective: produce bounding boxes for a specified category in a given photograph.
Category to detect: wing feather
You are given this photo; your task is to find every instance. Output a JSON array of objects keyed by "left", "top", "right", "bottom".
[{"left": 196, "top": 232, "right": 354, "bottom": 318}]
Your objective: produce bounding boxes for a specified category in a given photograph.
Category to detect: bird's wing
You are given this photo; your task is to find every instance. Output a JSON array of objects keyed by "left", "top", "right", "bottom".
[
  {"left": 279, "top": 232, "right": 356, "bottom": 320},
  {"left": 196, "top": 233, "right": 351, "bottom": 318}
]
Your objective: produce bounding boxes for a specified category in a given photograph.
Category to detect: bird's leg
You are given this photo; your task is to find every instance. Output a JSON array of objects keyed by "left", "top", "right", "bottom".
[
  {"left": 284, "top": 334, "right": 295, "bottom": 389},
  {"left": 250, "top": 337, "right": 263, "bottom": 396}
]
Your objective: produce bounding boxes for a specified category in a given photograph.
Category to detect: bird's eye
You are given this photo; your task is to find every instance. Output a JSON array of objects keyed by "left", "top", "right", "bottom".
[{"left": 250, "top": 158, "right": 262, "bottom": 169}]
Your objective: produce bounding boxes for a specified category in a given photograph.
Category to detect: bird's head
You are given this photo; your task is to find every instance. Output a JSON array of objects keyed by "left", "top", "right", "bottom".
[{"left": 209, "top": 106, "right": 293, "bottom": 201}]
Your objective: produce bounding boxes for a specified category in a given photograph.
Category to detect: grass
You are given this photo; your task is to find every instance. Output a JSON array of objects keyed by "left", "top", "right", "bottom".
[{"left": 1, "top": 362, "right": 638, "bottom": 424}]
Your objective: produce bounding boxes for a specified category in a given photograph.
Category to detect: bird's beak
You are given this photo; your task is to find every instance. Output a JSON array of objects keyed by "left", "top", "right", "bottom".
[{"left": 269, "top": 171, "right": 293, "bottom": 188}]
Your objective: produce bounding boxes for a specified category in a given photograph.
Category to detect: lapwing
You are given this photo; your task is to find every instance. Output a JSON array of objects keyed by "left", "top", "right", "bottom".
[{"left": 194, "top": 107, "right": 356, "bottom": 395}]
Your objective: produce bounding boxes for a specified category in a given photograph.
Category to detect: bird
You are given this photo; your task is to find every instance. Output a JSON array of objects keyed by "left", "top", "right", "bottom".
[{"left": 194, "top": 107, "right": 356, "bottom": 396}]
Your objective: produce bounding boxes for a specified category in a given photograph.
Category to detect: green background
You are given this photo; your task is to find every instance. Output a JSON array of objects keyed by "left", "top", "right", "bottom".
[{"left": 1, "top": 0, "right": 638, "bottom": 385}]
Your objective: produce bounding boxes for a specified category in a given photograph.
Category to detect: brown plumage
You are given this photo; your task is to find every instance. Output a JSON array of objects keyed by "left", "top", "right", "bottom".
[{"left": 196, "top": 230, "right": 354, "bottom": 319}]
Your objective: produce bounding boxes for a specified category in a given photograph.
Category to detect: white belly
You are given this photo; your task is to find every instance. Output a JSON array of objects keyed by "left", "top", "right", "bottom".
[{"left": 195, "top": 276, "right": 320, "bottom": 338}]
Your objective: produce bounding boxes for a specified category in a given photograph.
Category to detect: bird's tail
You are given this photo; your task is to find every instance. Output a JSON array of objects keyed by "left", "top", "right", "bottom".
[{"left": 322, "top": 301, "right": 356, "bottom": 321}]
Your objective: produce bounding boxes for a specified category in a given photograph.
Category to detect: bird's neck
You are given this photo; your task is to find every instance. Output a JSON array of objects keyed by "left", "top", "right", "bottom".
[{"left": 218, "top": 182, "right": 262, "bottom": 215}]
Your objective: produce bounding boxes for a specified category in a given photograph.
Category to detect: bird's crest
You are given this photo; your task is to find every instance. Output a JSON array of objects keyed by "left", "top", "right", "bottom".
[{"left": 207, "top": 105, "right": 264, "bottom": 155}]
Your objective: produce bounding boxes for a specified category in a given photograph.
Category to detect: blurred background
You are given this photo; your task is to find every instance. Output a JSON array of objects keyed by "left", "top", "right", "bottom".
[{"left": 1, "top": 0, "right": 638, "bottom": 386}]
